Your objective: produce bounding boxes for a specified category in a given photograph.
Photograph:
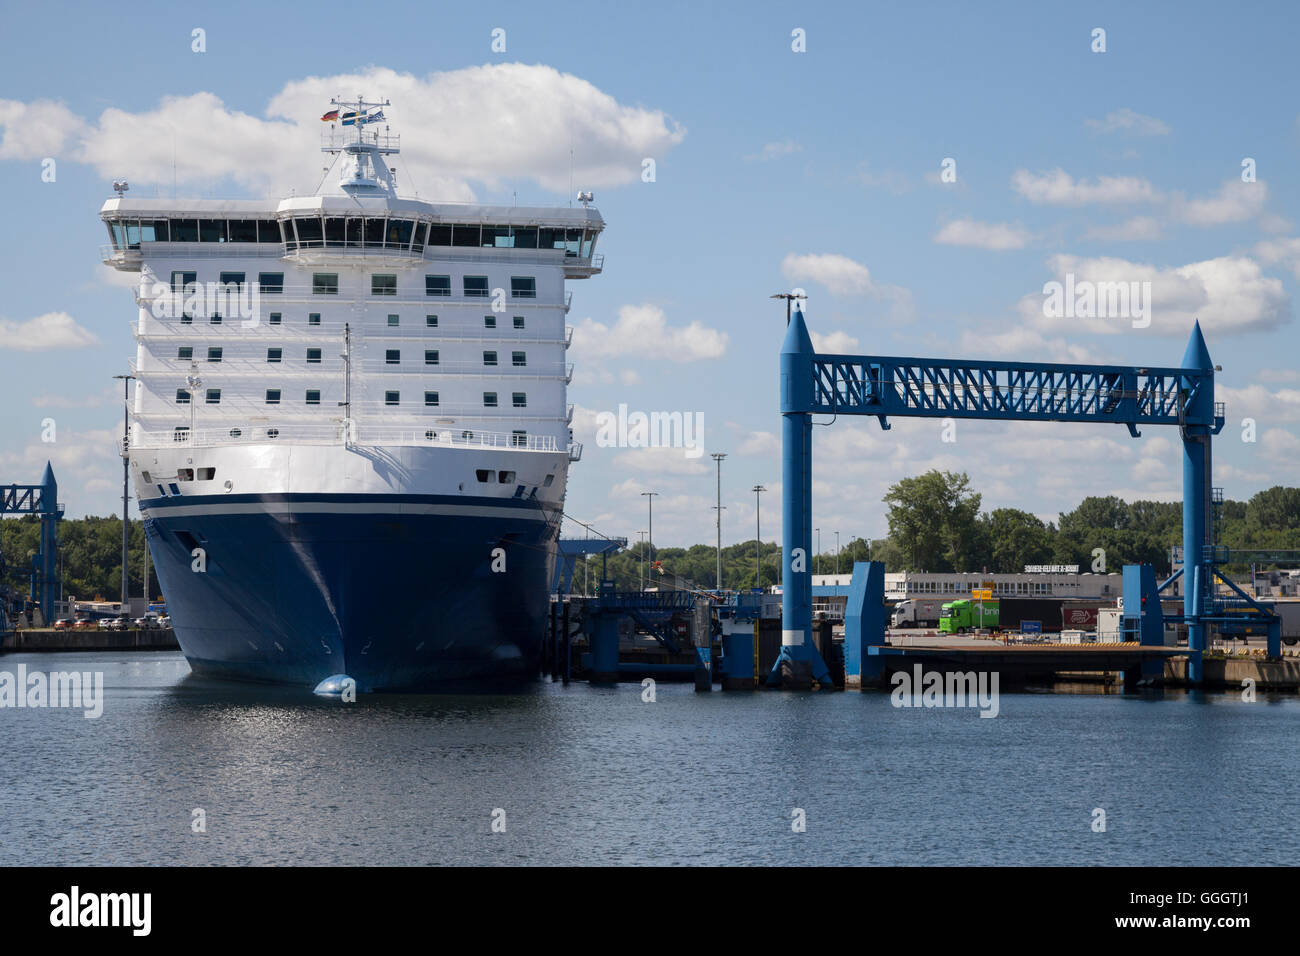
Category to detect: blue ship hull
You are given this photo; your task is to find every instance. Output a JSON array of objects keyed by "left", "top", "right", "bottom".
[{"left": 140, "top": 493, "right": 560, "bottom": 691}]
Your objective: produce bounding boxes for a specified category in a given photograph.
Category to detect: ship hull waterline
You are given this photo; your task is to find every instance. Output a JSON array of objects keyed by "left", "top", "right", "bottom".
[{"left": 140, "top": 493, "right": 561, "bottom": 692}]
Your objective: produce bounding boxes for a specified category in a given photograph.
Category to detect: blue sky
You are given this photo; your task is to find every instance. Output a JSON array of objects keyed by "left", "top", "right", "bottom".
[{"left": 2, "top": 0, "right": 1299, "bottom": 552}]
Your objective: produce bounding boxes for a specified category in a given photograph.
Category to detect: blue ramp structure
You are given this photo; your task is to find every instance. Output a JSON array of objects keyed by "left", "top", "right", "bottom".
[
  {"left": 780, "top": 306, "right": 1229, "bottom": 684},
  {"left": 842, "top": 561, "right": 888, "bottom": 688},
  {"left": 1, "top": 462, "right": 62, "bottom": 625}
]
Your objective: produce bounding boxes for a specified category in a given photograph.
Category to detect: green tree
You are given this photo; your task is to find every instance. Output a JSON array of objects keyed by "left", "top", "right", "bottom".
[{"left": 882, "top": 470, "right": 982, "bottom": 571}]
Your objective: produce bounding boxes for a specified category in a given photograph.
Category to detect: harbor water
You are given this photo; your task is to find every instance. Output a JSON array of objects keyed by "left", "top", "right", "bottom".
[{"left": 2, "top": 651, "right": 1297, "bottom": 866}]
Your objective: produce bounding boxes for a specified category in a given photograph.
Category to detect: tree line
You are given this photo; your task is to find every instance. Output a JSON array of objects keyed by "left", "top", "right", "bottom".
[{"left": 3, "top": 472, "right": 1297, "bottom": 599}]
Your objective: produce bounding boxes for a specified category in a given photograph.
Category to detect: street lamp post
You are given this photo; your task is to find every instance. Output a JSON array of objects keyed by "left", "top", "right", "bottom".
[
  {"left": 752, "top": 485, "right": 766, "bottom": 589},
  {"left": 815, "top": 527, "right": 821, "bottom": 576},
  {"left": 641, "top": 491, "right": 658, "bottom": 568},
  {"left": 835, "top": 531, "right": 840, "bottom": 575},
  {"left": 112, "top": 373, "right": 136, "bottom": 615},
  {"left": 638, "top": 530, "right": 647, "bottom": 591},
  {"left": 711, "top": 453, "right": 726, "bottom": 590}
]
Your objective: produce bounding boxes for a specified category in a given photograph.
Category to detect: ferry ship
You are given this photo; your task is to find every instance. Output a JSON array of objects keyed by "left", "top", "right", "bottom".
[{"left": 99, "top": 99, "right": 603, "bottom": 690}]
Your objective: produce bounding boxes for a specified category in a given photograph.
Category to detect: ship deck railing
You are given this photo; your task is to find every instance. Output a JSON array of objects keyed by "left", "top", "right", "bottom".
[{"left": 131, "top": 423, "right": 562, "bottom": 452}]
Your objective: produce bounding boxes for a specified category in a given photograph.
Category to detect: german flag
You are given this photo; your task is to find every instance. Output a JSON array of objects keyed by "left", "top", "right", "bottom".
[{"left": 320, "top": 109, "right": 339, "bottom": 122}]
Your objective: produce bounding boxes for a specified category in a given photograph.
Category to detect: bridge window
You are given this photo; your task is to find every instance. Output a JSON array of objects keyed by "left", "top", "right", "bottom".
[
  {"left": 512, "top": 227, "right": 537, "bottom": 249},
  {"left": 168, "top": 219, "right": 197, "bottom": 242},
  {"left": 258, "top": 221, "right": 282, "bottom": 243},
  {"left": 324, "top": 218, "right": 345, "bottom": 247},
  {"left": 426, "top": 275, "right": 450, "bottom": 297},
  {"left": 372, "top": 274, "right": 397, "bottom": 296},
  {"left": 510, "top": 276, "right": 536, "bottom": 298},
  {"left": 464, "top": 275, "right": 489, "bottom": 297},
  {"left": 483, "top": 225, "right": 511, "bottom": 248},
  {"left": 428, "top": 224, "right": 452, "bottom": 246},
  {"left": 389, "top": 220, "right": 414, "bottom": 247},
  {"left": 258, "top": 272, "right": 284, "bottom": 293},
  {"left": 141, "top": 220, "right": 169, "bottom": 242},
  {"left": 312, "top": 273, "right": 338, "bottom": 295},
  {"left": 296, "top": 217, "right": 323, "bottom": 246},
  {"left": 199, "top": 219, "right": 225, "bottom": 242},
  {"left": 228, "top": 220, "right": 258, "bottom": 243},
  {"left": 452, "top": 224, "right": 480, "bottom": 247}
]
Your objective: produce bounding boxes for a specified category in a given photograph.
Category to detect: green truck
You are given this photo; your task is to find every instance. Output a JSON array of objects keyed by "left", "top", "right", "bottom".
[{"left": 938, "top": 598, "right": 1001, "bottom": 633}]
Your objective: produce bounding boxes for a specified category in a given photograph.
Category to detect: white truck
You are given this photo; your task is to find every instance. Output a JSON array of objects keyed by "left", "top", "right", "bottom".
[
  {"left": 890, "top": 598, "right": 946, "bottom": 628},
  {"left": 1275, "top": 601, "right": 1300, "bottom": 645}
]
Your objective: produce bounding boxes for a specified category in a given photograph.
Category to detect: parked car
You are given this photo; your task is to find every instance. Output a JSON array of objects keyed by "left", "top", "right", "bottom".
[
  {"left": 53, "top": 619, "right": 72, "bottom": 630},
  {"left": 135, "top": 615, "right": 159, "bottom": 629},
  {"left": 157, "top": 614, "right": 171, "bottom": 628},
  {"left": 72, "top": 619, "right": 95, "bottom": 630},
  {"left": 97, "top": 618, "right": 118, "bottom": 630}
]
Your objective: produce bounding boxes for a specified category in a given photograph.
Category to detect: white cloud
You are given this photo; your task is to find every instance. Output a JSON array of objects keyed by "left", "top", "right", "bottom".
[
  {"left": 2, "top": 65, "right": 685, "bottom": 197},
  {"left": 956, "top": 325, "right": 1100, "bottom": 363},
  {"left": 810, "top": 330, "right": 860, "bottom": 352},
  {"left": 1260, "top": 427, "right": 1300, "bottom": 463},
  {"left": 781, "top": 253, "right": 916, "bottom": 322},
  {"left": 1169, "top": 179, "right": 1267, "bottom": 226},
  {"left": 0, "top": 312, "right": 101, "bottom": 350},
  {"left": 1217, "top": 383, "right": 1300, "bottom": 423},
  {"left": 0, "top": 99, "right": 86, "bottom": 160},
  {"left": 611, "top": 446, "right": 710, "bottom": 474},
  {"left": 1085, "top": 217, "right": 1164, "bottom": 242},
  {"left": 1020, "top": 253, "right": 1289, "bottom": 336},
  {"left": 1085, "top": 108, "right": 1171, "bottom": 136},
  {"left": 571, "top": 304, "right": 727, "bottom": 361},
  {"left": 737, "top": 431, "right": 780, "bottom": 456},
  {"left": 1012, "top": 168, "right": 1158, "bottom": 205},
  {"left": 782, "top": 252, "right": 875, "bottom": 295},
  {"left": 746, "top": 139, "right": 801, "bottom": 161},
  {"left": 1253, "top": 236, "right": 1300, "bottom": 279},
  {"left": 934, "top": 218, "right": 1031, "bottom": 251}
]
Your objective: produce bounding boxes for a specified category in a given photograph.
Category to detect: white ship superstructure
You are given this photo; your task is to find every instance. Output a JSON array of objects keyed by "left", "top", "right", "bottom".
[{"left": 98, "top": 101, "right": 604, "bottom": 689}]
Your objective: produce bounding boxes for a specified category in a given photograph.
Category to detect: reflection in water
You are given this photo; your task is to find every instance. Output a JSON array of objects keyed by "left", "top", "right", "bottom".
[{"left": 2, "top": 651, "right": 1297, "bottom": 865}]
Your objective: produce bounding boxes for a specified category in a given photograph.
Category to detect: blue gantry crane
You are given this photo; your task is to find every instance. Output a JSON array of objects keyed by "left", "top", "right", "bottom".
[
  {"left": 1, "top": 462, "right": 62, "bottom": 626},
  {"left": 776, "top": 306, "right": 1246, "bottom": 687}
]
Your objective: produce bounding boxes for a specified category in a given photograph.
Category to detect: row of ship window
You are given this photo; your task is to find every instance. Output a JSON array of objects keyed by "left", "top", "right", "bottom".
[
  {"left": 169, "top": 271, "right": 536, "bottom": 298},
  {"left": 174, "top": 389, "right": 527, "bottom": 408},
  {"left": 169, "top": 313, "right": 527, "bottom": 329},
  {"left": 174, "top": 346, "right": 528, "bottom": 366},
  {"left": 109, "top": 218, "right": 593, "bottom": 257}
]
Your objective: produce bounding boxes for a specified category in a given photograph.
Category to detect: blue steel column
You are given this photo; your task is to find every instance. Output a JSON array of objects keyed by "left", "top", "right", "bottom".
[
  {"left": 38, "top": 462, "right": 59, "bottom": 624},
  {"left": 1181, "top": 323, "right": 1213, "bottom": 684},
  {"left": 771, "top": 308, "right": 832, "bottom": 689}
]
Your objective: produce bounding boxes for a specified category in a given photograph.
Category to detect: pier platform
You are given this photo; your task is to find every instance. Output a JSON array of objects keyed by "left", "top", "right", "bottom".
[{"left": 1, "top": 628, "right": 179, "bottom": 653}]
